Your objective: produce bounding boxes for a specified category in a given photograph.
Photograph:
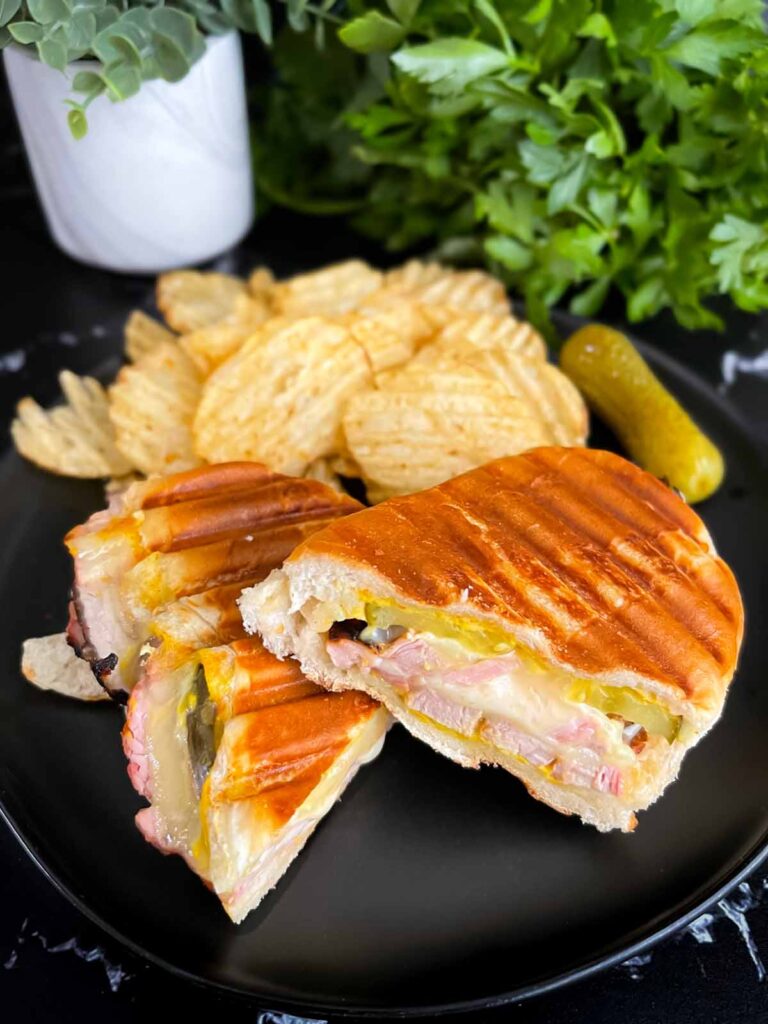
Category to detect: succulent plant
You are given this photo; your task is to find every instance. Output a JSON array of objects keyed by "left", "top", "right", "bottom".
[{"left": 0, "top": 0, "right": 319, "bottom": 136}]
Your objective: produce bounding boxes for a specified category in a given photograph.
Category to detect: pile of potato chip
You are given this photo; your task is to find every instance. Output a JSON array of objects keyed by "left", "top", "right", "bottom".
[{"left": 11, "top": 258, "right": 588, "bottom": 501}]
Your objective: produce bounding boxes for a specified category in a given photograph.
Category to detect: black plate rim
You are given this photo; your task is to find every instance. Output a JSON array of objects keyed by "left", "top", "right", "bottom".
[
  {"left": 3, "top": 787, "right": 768, "bottom": 1019},
  {"left": 1, "top": 327, "right": 766, "bottom": 1017}
]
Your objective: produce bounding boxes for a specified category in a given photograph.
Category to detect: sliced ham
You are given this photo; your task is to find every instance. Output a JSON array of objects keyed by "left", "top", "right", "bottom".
[
  {"left": 325, "top": 628, "right": 628, "bottom": 799},
  {"left": 550, "top": 717, "right": 605, "bottom": 754},
  {"left": 327, "top": 637, "right": 371, "bottom": 671},
  {"left": 552, "top": 758, "right": 622, "bottom": 796},
  {"left": 482, "top": 718, "right": 556, "bottom": 766},
  {"left": 594, "top": 764, "right": 622, "bottom": 795},
  {"left": 408, "top": 689, "right": 483, "bottom": 736},
  {"left": 123, "top": 679, "right": 152, "bottom": 800}
]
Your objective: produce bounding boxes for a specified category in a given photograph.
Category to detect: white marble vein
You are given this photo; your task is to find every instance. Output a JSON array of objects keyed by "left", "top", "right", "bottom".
[{"left": 3, "top": 917, "right": 131, "bottom": 992}]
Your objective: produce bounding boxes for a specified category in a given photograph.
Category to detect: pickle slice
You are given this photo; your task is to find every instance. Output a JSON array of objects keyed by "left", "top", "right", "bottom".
[
  {"left": 568, "top": 680, "right": 681, "bottom": 742},
  {"left": 364, "top": 602, "right": 515, "bottom": 657},
  {"left": 560, "top": 325, "right": 724, "bottom": 503},
  {"left": 185, "top": 664, "right": 217, "bottom": 796}
]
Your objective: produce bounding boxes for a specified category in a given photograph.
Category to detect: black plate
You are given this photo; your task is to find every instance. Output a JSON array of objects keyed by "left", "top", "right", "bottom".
[{"left": 1, "top": 326, "right": 767, "bottom": 1017}]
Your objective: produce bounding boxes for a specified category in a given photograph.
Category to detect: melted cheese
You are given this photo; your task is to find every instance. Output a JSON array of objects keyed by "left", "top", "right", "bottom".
[
  {"left": 204, "top": 709, "right": 388, "bottom": 903},
  {"left": 319, "top": 593, "right": 681, "bottom": 741}
]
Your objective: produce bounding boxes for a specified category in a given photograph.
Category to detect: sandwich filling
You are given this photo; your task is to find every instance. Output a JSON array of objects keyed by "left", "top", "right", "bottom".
[
  {"left": 310, "top": 598, "right": 685, "bottom": 807},
  {"left": 123, "top": 638, "right": 388, "bottom": 921}
]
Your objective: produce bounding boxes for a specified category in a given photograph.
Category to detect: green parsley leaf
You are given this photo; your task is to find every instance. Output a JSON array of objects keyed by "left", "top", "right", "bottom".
[{"left": 339, "top": 12, "right": 404, "bottom": 54}]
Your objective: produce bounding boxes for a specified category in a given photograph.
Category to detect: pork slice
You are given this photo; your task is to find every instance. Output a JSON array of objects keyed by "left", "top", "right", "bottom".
[
  {"left": 481, "top": 718, "right": 556, "bottom": 766},
  {"left": 123, "top": 679, "right": 153, "bottom": 800},
  {"left": 408, "top": 688, "right": 483, "bottom": 736}
]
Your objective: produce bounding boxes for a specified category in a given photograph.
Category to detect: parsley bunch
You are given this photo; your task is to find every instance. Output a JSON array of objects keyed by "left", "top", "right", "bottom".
[{"left": 256, "top": 0, "right": 768, "bottom": 330}]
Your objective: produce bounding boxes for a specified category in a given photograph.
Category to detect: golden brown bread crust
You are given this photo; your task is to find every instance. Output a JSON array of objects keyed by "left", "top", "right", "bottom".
[
  {"left": 202, "top": 636, "right": 321, "bottom": 717},
  {"left": 214, "top": 690, "right": 378, "bottom": 815},
  {"left": 66, "top": 462, "right": 362, "bottom": 693},
  {"left": 67, "top": 462, "right": 360, "bottom": 555},
  {"left": 200, "top": 635, "right": 381, "bottom": 826},
  {"left": 287, "top": 447, "right": 743, "bottom": 710},
  {"left": 135, "top": 462, "right": 280, "bottom": 509}
]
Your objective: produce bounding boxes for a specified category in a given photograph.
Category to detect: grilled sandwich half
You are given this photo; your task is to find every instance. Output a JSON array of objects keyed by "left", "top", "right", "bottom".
[
  {"left": 240, "top": 447, "right": 744, "bottom": 833},
  {"left": 66, "top": 462, "right": 360, "bottom": 698},
  {"left": 123, "top": 635, "right": 387, "bottom": 922}
]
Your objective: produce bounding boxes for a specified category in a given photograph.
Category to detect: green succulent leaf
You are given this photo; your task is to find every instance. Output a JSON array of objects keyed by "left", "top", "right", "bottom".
[
  {"left": 92, "top": 13, "right": 148, "bottom": 66},
  {"left": 27, "top": 0, "right": 69, "bottom": 25},
  {"left": 285, "top": 0, "right": 307, "bottom": 31},
  {"left": 101, "top": 60, "right": 141, "bottom": 99},
  {"left": 219, "top": 0, "right": 268, "bottom": 41},
  {"left": 72, "top": 69, "right": 103, "bottom": 94},
  {"left": 93, "top": 6, "right": 118, "bottom": 32},
  {"left": 151, "top": 32, "right": 190, "bottom": 81},
  {"left": 150, "top": 6, "right": 204, "bottom": 58},
  {"left": 0, "top": 0, "right": 21, "bottom": 30},
  {"left": 67, "top": 106, "right": 88, "bottom": 138},
  {"left": 249, "top": 0, "right": 272, "bottom": 44},
  {"left": 37, "top": 36, "right": 67, "bottom": 68},
  {"left": 8, "top": 19, "right": 43, "bottom": 42},
  {"left": 66, "top": 9, "right": 97, "bottom": 52}
]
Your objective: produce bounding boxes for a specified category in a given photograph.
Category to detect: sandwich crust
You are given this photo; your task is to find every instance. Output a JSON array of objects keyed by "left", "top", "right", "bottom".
[
  {"left": 278, "top": 447, "right": 743, "bottom": 713},
  {"left": 65, "top": 461, "right": 361, "bottom": 695}
]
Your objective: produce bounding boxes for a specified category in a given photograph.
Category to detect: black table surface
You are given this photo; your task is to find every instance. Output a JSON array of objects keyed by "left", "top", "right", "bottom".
[{"left": 2, "top": 88, "right": 768, "bottom": 1024}]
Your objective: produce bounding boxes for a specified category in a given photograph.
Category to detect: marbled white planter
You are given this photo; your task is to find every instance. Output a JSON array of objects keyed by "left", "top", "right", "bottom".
[{"left": 3, "top": 32, "right": 254, "bottom": 273}]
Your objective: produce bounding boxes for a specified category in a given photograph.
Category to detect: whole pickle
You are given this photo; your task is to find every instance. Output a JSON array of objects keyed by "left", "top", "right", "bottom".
[{"left": 560, "top": 325, "right": 724, "bottom": 503}]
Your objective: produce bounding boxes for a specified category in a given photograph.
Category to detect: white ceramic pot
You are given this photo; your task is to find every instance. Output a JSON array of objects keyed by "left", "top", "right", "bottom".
[{"left": 3, "top": 33, "right": 254, "bottom": 273}]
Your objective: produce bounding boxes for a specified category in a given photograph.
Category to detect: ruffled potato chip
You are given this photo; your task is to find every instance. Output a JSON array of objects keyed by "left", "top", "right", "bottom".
[
  {"left": 344, "top": 314, "right": 416, "bottom": 375},
  {"left": 328, "top": 452, "right": 363, "bottom": 478},
  {"left": 466, "top": 347, "right": 588, "bottom": 446},
  {"left": 194, "top": 317, "right": 371, "bottom": 475},
  {"left": 109, "top": 341, "right": 203, "bottom": 475},
  {"left": 179, "top": 294, "right": 274, "bottom": 375},
  {"left": 271, "top": 260, "right": 383, "bottom": 318},
  {"left": 156, "top": 270, "right": 248, "bottom": 333},
  {"left": 353, "top": 295, "right": 436, "bottom": 350},
  {"left": 417, "top": 309, "right": 547, "bottom": 363},
  {"left": 417, "top": 323, "right": 585, "bottom": 444},
  {"left": 247, "top": 266, "right": 276, "bottom": 304},
  {"left": 382, "top": 260, "right": 510, "bottom": 315},
  {"left": 12, "top": 371, "right": 132, "bottom": 478},
  {"left": 124, "top": 311, "right": 176, "bottom": 363},
  {"left": 21, "top": 633, "right": 108, "bottom": 701},
  {"left": 343, "top": 360, "right": 549, "bottom": 501}
]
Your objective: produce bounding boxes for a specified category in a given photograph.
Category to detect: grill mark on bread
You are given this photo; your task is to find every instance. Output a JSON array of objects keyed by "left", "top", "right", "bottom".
[
  {"left": 436, "top": 496, "right": 587, "bottom": 637},
  {"left": 67, "top": 462, "right": 363, "bottom": 694},
  {"left": 522, "top": 447, "right": 704, "bottom": 545},
  {"left": 476, "top": 468, "right": 730, "bottom": 679},
  {"left": 213, "top": 689, "right": 378, "bottom": 809},
  {"left": 445, "top": 452, "right": 734, "bottom": 685},
  {"left": 451, "top": 484, "right": 688, "bottom": 682},
  {"left": 139, "top": 481, "right": 358, "bottom": 554},
  {"left": 138, "top": 462, "right": 282, "bottom": 509}
]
